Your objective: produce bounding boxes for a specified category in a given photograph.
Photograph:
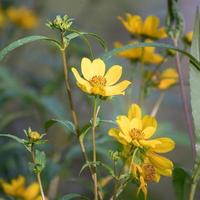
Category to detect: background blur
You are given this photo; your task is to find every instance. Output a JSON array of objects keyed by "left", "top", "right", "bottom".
[{"left": 0, "top": 0, "right": 200, "bottom": 199}]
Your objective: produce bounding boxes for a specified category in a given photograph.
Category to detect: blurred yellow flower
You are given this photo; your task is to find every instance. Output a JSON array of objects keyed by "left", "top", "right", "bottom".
[
  {"left": 6, "top": 7, "right": 38, "bottom": 29},
  {"left": 183, "top": 31, "right": 193, "bottom": 45},
  {"left": 0, "top": 8, "right": 6, "bottom": 28},
  {"left": 157, "top": 68, "right": 178, "bottom": 90},
  {"left": 29, "top": 131, "right": 42, "bottom": 142},
  {"left": 114, "top": 40, "right": 164, "bottom": 65},
  {"left": 0, "top": 176, "right": 41, "bottom": 200},
  {"left": 72, "top": 57, "right": 131, "bottom": 97},
  {"left": 118, "top": 14, "right": 167, "bottom": 40}
]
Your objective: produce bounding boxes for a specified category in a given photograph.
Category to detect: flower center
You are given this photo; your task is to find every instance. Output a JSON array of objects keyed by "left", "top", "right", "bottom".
[
  {"left": 130, "top": 128, "right": 144, "bottom": 140},
  {"left": 89, "top": 75, "right": 107, "bottom": 87},
  {"left": 143, "top": 164, "right": 156, "bottom": 182}
]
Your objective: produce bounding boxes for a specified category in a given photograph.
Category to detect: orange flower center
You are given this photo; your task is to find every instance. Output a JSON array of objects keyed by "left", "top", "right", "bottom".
[
  {"left": 130, "top": 128, "right": 144, "bottom": 140},
  {"left": 143, "top": 164, "right": 156, "bottom": 182},
  {"left": 89, "top": 75, "right": 107, "bottom": 87}
]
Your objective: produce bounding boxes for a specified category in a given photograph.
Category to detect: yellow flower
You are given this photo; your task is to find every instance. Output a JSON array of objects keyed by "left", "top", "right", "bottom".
[
  {"left": 72, "top": 57, "right": 131, "bottom": 97},
  {"left": 157, "top": 68, "right": 178, "bottom": 90},
  {"left": 0, "top": 176, "right": 41, "bottom": 200},
  {"left": 114, "top": 40, "right": 164, "bottom": 65},
  {"left": 183, "top": 31, "right": 193, "bottom": 45},
  {"left": 29, "top": 131, "right": 42, "bottom": 142},
  {"left": 6, "top": 7, "right": 38, "bottom": 29},
  {"left": 118, "top": 14, "right": 167, "bottom": 40}
]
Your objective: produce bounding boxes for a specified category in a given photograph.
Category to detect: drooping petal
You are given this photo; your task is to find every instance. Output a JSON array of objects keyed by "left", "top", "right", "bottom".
[
  {"left": 143, "top": 127, "right": 156, "bottom": 139},
  {"left": 139, "top": 139, "right": 161, "bottom": 148},
  {"left": 104, "top": 65, "right": 122, "bottom": 86},
  {"left": 81, "top": 57, "right": 94, "bottom": 80},
  {"left": 91, "top": 58, "right": 106, "bottom": 77},
  {"left": 156, "top": 168, "right": 172, "bottom": 176},
  {"left": 154, "top": 173, "right": 161, "bottom": 182},
  {"left": 23, "top": 182, "right": 39, "bottom": 200},
  {"left": 130, "top": 118, "right": 142, "bottom": 130},
  {"left": 72, "top": 68, "right": 91, "bottom": 93},
  {"left": 148, "top": 152, "right": 173, "bottom": 170},
  {"left": 150, "top": 137, "right": 175, "bottom": 153},
  {"left": 128, "top": 104, "right": 142, "bottom": 120},
  {"left": 143, "top": 16, "right": 160, "bottom": 37},
  {"left": 104, "top": 80, "right": 131, "bottom": 96},
  {"left": 108, "top": 128, "right": 128, "bottom": 145},
  {"left": 142, "top": 115, "right": 157, "bottom": 131}
]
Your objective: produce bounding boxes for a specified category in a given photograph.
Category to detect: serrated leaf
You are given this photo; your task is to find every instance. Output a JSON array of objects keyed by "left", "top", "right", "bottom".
[
  {"left": 173, "top": 167, "right": 191, "bottom": 200},
  {"left": 101, "top": 42, "right": 200, "bottom": 71},
  {"left": 0, "top": 35, "right": 60, "bottom": 61},
  {"left": 59, "top": 193, "right": 89, "bottom": 200},
  {"left": 44, "top": 119, "right": 75, "bottom": 133},
  {"left": 190, "top": 9, "right": 200, "bottom": 163}
]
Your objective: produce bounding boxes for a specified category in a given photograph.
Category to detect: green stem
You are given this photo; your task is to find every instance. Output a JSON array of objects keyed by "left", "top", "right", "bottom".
[{"left": 92, "top": 97, "right": 99, "bottom": 200}]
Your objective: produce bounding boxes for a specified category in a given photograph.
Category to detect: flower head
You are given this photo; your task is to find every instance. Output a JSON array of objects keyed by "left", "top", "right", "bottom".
[
  {"left": 118, "top": 14, "right": 167, "bottom": 40},
  {"left": 183, "top": 31, "right": 193, "bottom": 45},
  {"left": 0, "top": 176, "right": 41, "bottom": 200},
  {"left": 72, "top": 57, "right": 131, "bottom": 97},
  {"left": 114, "top": 40, "right": 164, "bottom": 65},
  {"left": 157, "top": 68, "right": 178, "bottom": 90},
  {"left": 6, "top": 7, "right": 38, "bottom": 29}
]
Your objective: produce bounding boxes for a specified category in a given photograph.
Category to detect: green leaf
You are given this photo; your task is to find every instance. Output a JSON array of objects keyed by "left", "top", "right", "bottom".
[
  {"left": 0, "top": 35, "right": 60, "bottom": 61},
  {"left": 66, "top": 31, "right": 107, "bottom": 51},
  {"left": 0, "top": 133, "right": 24, "bottom": 144},
  {"left": 79, "top": 123, "right": 92, "bottom": 143},
  {"left": 59, "top": 193, "right": 89, "bottom": 200},
  {"left": 44, "top": 119, "right": 75, "bottom": 133},
  {"left": 101, "top": 42, "right": 200, "bottom": 71},
  {"left": 35, "top": 150, "right": 46, "bottom": 172},
  {"left": 173, "top": 167, "right": 191, "bottom": 200},
  {"left": 190, "top": 9, "right": 200, "bottom": 163}
]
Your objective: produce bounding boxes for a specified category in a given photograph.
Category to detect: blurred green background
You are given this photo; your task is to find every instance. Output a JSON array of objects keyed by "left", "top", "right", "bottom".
[{"left": 0, "top": 0, "right": 199, "bottom": 199}]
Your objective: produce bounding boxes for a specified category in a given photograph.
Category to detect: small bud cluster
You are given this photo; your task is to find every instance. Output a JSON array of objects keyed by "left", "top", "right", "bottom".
[{"left": 46, "top": 15, "right": 73, "bottom": 32}]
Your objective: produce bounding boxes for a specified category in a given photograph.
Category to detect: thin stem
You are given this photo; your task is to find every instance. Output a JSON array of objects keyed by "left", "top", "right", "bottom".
[
  {"left": 31, "top": 150, "right": 45, "bottom": 200},
  {"left": 60, "top": 33, "right": 103, "bottom": 200},
  {"left": 150, "top": 92, "right": 165, "bottom": 117},
  {"left": 172, "top": 38, "right": 195, "bottom": 158},
  {"left": 92, "top": 98, "right": 99, "bottom": 200},
  {"left": 189, "top": 183, "right": 197, "bottom": 200}
]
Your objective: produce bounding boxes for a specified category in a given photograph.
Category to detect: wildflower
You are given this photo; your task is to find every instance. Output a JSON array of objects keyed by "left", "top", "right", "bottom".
[
  {"left": 157, "top": 68, "right": 178, "bottom": 90},
  {"left": 72, "top": 57, "right": 131, "bottom": 97},
  {"left": 0, "top": 176, "right": 41, "bottom": 200},
  {"left": 118, "top": 14, "right": 167, "bottom": 40},
  {"left": 6, "top": 7, "right": 38, "bottom": 29},
  {"left": 183, "top": 31, "right": 193, "bottom": 45},
  {"left": 29, "top": 131, "right": 42, "bottom": 142},
  {"left": 114, "top": 40, "right": 164, "bottom": 65},
  {"left": 109, "top": 104, "right": 170, "bottom": 148}
]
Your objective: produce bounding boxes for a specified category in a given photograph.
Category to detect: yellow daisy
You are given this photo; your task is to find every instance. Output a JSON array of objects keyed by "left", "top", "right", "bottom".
[
  {"left": 118, "top": 14, "right": 167, "bottom": 40},
  {"left": 114, "top": 40, "right": 164, "bottom": 65},
  {"left": 183, "top": 31, "right": 193, "bottom": 45},
  {"left": 72, "top": 57, "right": 131, "bottom": 97},
  {"left": 0, "top": 176, "right": 41, "bottom": 200}
]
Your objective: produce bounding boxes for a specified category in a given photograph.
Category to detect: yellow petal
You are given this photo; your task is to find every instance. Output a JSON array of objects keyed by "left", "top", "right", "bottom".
[
  {"left": 104, "top": 65, "right": 122, "bottom": 86},
  {"left": 71, "top": 68, "right": 91, "bottom": 93},
  {"left": 128, "top": 104, "right": 142, "bottom": 120},
  {"left": 148, "top": 153, "right": 173, "bottom": 170},
  {"left": 142, "top": 115, "right": 157, "bottom": 131},
  {"left": 154, "top": 173, "right": 161, "bottom": 182},
  {"left": 156, "top": 168, "right": 172, "bottom": 176},
  {"left": 151, "top": 137, "right": 175, "bottom": 153},
  {"left": 105, "top": 80, "right": 131, "bottom": 96},
  {"left": 108, "top": 128, "right": 128, "bottom": 145},
  {"left": 143, "top": 16, "right": 160, "bottom": 36},
  {"left": 139, "top": 139, "right": 161, "bottom": 148},
  {"left": 130, "top": 118, "right": 142, "bottom": 130},
  {"left": 91, "top": 58, "right": 106, "bottom": 77},
  {"left": 23, "top": 182, "right": 40, "bottom": 200},
  {"left": 116, "top": 115, "right": 131, "bottom": 136},
  {"left": 81, "top": 57, "right": 94, "bottom": 80},
  {"left": 143, "top": 127, "right": 156, "bottom": 139}
]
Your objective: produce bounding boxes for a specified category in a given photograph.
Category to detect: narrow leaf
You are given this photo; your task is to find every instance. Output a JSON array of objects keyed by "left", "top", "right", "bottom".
[
  {"left": 0, "top": 35, "right": 60, "bottom": 61},
  {"left": 0, "top": 133, "right": 24, "bottom": 144}
]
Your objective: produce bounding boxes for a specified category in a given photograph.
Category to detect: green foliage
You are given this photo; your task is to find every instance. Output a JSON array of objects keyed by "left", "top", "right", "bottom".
[{"left": 173, "top": 167, "right": 191, "bottom": 200}]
